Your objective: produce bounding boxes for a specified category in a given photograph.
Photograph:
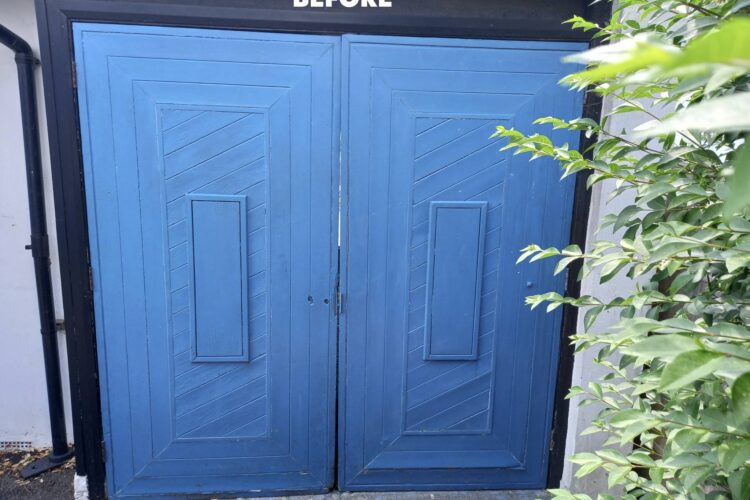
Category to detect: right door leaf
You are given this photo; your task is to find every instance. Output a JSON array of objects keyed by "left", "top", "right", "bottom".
[{"left": 340, "top": 35, "right": 585, "bottom": 490}]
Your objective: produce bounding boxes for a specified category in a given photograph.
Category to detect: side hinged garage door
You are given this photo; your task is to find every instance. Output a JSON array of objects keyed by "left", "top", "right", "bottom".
[
  {"left": 74, "top": 23, "right": 583, "bottom": 499},
  {"left": 74, "top": 24, "right": 340, "bottom": 497},
  {"left": 338, "top": 35, "right": 584, "bottom": 491}
]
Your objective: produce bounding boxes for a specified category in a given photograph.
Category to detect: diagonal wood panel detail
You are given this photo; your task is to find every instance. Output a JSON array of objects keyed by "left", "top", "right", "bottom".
[
  {"left": 160, "top": 108, "right": 269, "bottom": 439},
  {"left": 403, "top": 116, "right": 505, "bottom": 433}
]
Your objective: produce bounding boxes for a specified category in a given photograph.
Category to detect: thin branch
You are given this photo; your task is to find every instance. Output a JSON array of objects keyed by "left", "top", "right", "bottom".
[{"left": 675, "top": 1, "right": 722, "bottom": 17}]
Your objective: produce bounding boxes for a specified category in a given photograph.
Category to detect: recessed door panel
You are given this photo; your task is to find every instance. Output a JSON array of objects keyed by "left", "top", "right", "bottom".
[
  {"left": 339, "top": 35, "right": 584, "bottom": 490},
  {"left": 75, "top": 24, "right": 339, "bottom": 498}
]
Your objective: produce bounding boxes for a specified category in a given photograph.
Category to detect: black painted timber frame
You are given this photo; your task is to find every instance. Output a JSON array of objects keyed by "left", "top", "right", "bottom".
[{"left": 34, "top": 1, "right": 610, "bottom": 497}]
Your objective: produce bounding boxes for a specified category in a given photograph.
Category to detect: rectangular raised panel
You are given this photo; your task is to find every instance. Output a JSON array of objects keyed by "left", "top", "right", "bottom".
[
  {"left": 424, "top": 201, "right": 486, "bottom": 361},
  {"left": 187, "top": 194, "right": 248, "bottom": 362}
]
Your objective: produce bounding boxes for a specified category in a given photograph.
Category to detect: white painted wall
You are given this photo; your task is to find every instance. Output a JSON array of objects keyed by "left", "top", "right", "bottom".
[{"left": 0, "top": 0, "right": 73, "bottom": 448}]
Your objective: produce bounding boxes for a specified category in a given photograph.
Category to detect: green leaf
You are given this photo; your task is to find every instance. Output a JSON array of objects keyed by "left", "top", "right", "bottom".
[
  {"left": 662, "top": 18, "right": 750, "bottom": 72},
  {"left": 717, "top": 322, "right": 750, "bottom": 339},
  {"left": 607, "top": 465, "right": 631, "bottom": 489},
  {"left": 563, "top": 14, "right": 599, "bottom": 32},
  {"left": 613, "top": 317, "right": 661, "bottom": 339},
  {"left": 723, "top": 248, "right": 750, "bottom": 272},
  {"left": 649, "top": 466, "right": 664, "bottom": 485},
  {"left": 619, "top": 419, "right": 660, "bottom": 446},
  {"left": 729, "top": 468, "right": 750, "bottom": 500},
  {"left": 731, "top": 372, "right": 750, "bottom": 420},
  {"left": 625, "top": 334, "right": 698, "bottom": 361},
  {"left": 548, "top": 489, "right": 591, "bottom": 500},
  {"left": 588, "top": 382, "right": 603, "bottom": 399},
  {"left": 583, "top": 305, "right": 604, "bottom": 331},
  {"left": 575, "top": 461, "right": 602, "bottom": 478},
  {"left": 562, "top": 36, "right": 674, "bottom": 85},
  {"left": 567, "top": 386, "right": 585, "bottom": 399},
  {"left": 554, "top": 256, "right": 580, "bottom": 275},
  {"left": 516, "top": 244, "right": 541, "bottom": 264},
  {"left": 680, "top": 465, "right": 713, "bottom": 492},
  {"left": 627, "top": 452, "right": 657, "bottom": 467},
  {"left": 614, "top": 205, "right": 641, "bottom": 231},
  {"left": 529, "top": 246, "right": 561, "bottom": 263},
  {"left": 706, "top": 342, "right": 750, "bottom": 362},
  {"left": 671, "top": 428, "right": 707, "bottom": 452},
  {"left": 724, "top": 139, "right": 750, "bottom": 217},
  {"left": 727, "top": 216, "right": 750, "bottom": 233},
  {"left": 635, "top": 92, "right": 750, "bottom": 137},
  {"left": 663, "top": 453, "right": 712, "bottom": 468},
  {"left": 705, "top": 65, "right": 747, "bottom": 93},
  {"left": 648, "top": 240, "right": 702, "bottom": 262},
  {"left": 637, "top": 181, "right": 675, "bottom": 204},
  {"left": 657, "top": 318, "right": 704, "bottom": 334},
  {"left": 659, "top": 350, "right": 723, "bottom": 391},
  {"left": 596, "top": 449, "right": 630, "bottom": 466},
  {"left": 608, "top": 409, "right": 643, "bottom": 428},
  {"left": 718, "top": 439, "right": 750, "bottom": 471},
  {"left": 569, "top": 452, "right": 601, "bottom": 465},
  {"left": 668, "top": 272, "right": 693, "bottom": 294}
]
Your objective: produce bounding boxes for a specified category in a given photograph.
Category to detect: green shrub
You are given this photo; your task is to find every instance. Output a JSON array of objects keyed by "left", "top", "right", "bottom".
[{"left": 492, "top": 1, "right": 750, "bottom": 498}]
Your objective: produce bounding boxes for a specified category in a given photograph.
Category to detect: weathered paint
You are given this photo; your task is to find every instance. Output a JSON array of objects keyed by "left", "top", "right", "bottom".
[
  {"left": 338, "top": 35, "right": 584, "bottom": 490},
  {"left": 74, "top": 24, "right": 339, "bottom": 497},
  {"left": 74, "top": 23, "right": 584, "bottom": 497}
]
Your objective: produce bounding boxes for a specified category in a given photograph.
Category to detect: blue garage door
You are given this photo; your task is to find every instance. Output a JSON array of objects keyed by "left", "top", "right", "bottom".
[
  {"left": 74, "top": 25, "right": 340, "bottom": 497},
  {"left": 339, "top": 35, "right": 583, "bottom": 490},
  {"left": 75, "top": 24, "right": 583, "bottom": 498}
]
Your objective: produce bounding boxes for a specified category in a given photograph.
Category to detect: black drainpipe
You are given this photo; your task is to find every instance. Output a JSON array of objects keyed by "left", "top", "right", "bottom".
[{"left": 0, "top": 24, "right": 74, "bottom": 478}]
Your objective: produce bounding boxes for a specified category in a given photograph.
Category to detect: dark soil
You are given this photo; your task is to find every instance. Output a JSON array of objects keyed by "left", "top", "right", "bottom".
[{"left": 0, "top": 449, "right": 74, "bottom": 500}]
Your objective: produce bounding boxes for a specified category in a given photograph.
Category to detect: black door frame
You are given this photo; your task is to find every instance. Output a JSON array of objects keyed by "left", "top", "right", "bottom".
[{"left": 34, "top": 1, "right": 610, "bottom": 497}]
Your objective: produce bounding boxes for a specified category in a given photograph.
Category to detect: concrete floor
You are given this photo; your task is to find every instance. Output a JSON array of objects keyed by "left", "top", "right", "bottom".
[
  {"left": 0, "top": 450, "right": 74, "bottom": 500},
  {"left": 1, "top": 449, "right": 548, "bottom": 500},
  {"left": 242, "top": 492, "right": 548, "bottom": 500}
]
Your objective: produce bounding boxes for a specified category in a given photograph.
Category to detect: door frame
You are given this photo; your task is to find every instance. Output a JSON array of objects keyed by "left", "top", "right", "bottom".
[{"left": 34, "top": 1, "right": 610, "bottom": 497}]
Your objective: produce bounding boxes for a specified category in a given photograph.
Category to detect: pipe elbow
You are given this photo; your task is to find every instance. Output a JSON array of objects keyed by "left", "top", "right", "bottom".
[{"left": 0, "top": 24, "right": 34, "bottom": 57}]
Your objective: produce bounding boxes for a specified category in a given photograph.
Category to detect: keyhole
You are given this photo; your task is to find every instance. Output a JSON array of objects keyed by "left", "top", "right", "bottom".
[{"left": 307, "top": 295, "right": 314, "bottom": 305}]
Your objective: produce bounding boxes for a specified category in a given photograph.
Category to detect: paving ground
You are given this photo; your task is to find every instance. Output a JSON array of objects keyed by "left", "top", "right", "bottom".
[
  {"left": 0, "top": 449, "right": 74, "bottom": 500},
  {"left": 0, "top": 449, "right": 547, "bottom": 500},
  {"left": 248, "top": 491, "right": 548, "bottom": 500},
  {"left": 340, "top": 493, "right": 547, "bottom": 499}
]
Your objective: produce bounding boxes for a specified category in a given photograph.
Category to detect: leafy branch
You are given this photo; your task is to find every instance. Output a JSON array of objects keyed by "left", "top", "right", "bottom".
[{"left": 496, "top": 2, "right": 750, "bottom": 498}]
